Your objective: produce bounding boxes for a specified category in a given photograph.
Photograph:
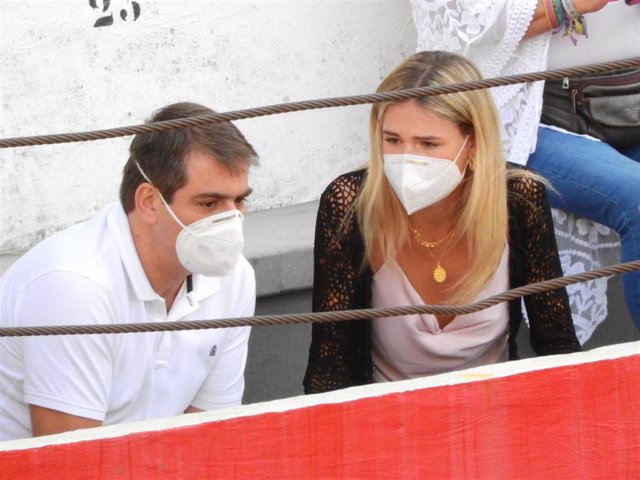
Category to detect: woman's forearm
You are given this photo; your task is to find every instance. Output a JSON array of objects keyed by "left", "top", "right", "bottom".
[
  {"left": 524, "top": 0, "right": 553, "bottom": 39},
  {"left": 524, "top": 0, "right": 609, "bottom": 39}
]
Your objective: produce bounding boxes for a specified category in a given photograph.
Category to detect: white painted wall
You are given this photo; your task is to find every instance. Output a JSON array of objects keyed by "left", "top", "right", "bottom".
[{"left": 0, "top": 0, "right": 417, "bottom": 258}]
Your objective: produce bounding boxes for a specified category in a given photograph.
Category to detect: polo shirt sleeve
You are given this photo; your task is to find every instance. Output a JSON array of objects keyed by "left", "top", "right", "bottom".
[
  {"left": 190, "top": 277, "right": 255, "bottom": 411},
  {"left": 16, "top": 271, "right": 117, "bottom": 422}
]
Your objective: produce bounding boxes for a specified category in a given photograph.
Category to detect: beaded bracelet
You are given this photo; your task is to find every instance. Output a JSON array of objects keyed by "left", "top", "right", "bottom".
[
  {"left": 544, "top": 0, "right": 588, "bottom": 45},
  {"left": 551, "top": 0, "right": 567, "bottom": 26}
]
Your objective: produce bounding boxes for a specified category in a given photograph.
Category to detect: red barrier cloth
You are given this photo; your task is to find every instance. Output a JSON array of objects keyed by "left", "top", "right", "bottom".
[{"left": 1, "top": 354, "right": 639, "bottom": 479}]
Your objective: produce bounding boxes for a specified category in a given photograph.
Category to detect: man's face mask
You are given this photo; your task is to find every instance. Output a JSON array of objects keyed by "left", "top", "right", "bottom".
[{"left": 135, "top": 161, "right": 244, "bottom": 277}]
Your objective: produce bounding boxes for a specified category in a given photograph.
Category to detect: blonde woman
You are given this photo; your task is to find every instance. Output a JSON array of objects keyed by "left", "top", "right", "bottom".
[
  {"left": 304, "top": 51, "right": 580, "bottom": 394},
  {"left": 410, "top": 0, "right": 640, "bottom": 338}
]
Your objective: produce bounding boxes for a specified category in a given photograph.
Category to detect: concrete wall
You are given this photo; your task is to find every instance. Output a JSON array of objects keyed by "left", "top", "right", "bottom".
[{"left": 0, "top": 0, "right": 416, "bottom": 260}]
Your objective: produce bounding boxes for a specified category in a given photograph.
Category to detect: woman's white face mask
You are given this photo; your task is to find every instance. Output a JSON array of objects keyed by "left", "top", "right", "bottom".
[
  {"left": 383, "top": 136, "right": 470, "bottom": 215},
  {"left": 135, "top": 161, "right": 244, "bottom": 277}
]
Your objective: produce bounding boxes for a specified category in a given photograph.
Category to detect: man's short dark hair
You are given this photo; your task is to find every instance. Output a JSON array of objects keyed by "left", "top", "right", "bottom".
[{"left": 120, "top": 102, "right": 258, "bottom": 213}]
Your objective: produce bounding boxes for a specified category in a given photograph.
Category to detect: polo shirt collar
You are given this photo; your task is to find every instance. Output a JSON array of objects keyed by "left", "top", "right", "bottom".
[
  {"left": 188, "top": 273, "right": 221, "bottom": 305},
  {"left": 107, "top": 203, "right": 221, "bottom": 303}
]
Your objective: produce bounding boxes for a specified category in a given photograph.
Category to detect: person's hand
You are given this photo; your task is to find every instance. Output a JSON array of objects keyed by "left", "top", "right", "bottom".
[{"left": 572, "top": 0, "right": 610, "bottom": 14}]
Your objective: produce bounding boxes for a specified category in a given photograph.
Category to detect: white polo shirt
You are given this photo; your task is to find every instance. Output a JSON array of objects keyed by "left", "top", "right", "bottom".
[{"left": 0, "top": 203, "right": 254, "bottom": 441}]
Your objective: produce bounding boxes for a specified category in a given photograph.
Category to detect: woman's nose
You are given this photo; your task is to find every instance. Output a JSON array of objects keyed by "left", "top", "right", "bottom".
[{"left": 403, "top": 144, "right": 421, "bottom": 155}]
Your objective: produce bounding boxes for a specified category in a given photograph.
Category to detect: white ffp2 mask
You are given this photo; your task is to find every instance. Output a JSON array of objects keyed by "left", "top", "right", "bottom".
[
  {"left": 135, "top": 161, "right": 244, "bottom": 276},
  {"left": 383, "top": 136, "right": 469, "bottom": 215},
  {"left": 170, "top": 208, "right": 244, "bottom": 277}
]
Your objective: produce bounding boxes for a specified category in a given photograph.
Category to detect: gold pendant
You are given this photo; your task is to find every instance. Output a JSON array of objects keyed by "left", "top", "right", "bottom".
[{"left": 433, "top": 263, "right": 447, "bottom": 283}]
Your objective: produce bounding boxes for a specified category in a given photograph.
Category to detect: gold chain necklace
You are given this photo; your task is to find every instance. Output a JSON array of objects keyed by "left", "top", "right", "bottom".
[
  {"left": 409, "top": 225, "right": 454, "bottom": 248},
  {"left": 409, "top": 225, "right": 455, "bottom": 283}
]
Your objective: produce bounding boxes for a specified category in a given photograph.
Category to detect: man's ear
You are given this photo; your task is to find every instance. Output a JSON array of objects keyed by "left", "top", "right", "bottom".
[{"left": 134, "top": 183, "right": 159, "bottom": 225}]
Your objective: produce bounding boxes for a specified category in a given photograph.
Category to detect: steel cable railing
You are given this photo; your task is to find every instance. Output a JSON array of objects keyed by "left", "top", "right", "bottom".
[{"left": 1, "top": 260, "right": 639, "bottom": 337}]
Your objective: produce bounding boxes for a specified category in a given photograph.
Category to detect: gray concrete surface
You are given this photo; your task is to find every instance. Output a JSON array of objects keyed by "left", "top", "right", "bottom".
[
  {"left": 583, "top": 274, "right": 639, "bottom": 348},
  {"left": 243, "top": 201, "right": 317, "bottom": 297},
  {"left": 244, "top": 289, "right": 311, "bottom": 404}
]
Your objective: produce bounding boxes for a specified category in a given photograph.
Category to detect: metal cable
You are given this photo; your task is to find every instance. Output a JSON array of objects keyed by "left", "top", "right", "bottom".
[
  {"left": 1, "top": 259, "right": 639, "bottom": 338},
  {"left": 1, "top": 57, "right": 639, "bottom": 149}
]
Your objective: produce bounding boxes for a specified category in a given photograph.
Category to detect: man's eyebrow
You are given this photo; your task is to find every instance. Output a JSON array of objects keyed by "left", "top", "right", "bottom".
[{"left": 192, "top": 188, "right": 253, "bottom": 201}]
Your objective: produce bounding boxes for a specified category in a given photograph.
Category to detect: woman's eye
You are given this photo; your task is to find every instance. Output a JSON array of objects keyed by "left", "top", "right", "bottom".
[{"left": 383, "top": 137, "right": 399, "bottom": 144}]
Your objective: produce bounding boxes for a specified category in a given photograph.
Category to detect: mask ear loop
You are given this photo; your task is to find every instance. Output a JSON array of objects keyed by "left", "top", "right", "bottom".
[
  {"left": 134, "top": 161, "right": 191, "bottom": 232},
  {"left": 452, "top": 135, "right": 470, "bottom": 163},
  {"left": 450, "top": 135, "right": 472, "bottom": 176}
]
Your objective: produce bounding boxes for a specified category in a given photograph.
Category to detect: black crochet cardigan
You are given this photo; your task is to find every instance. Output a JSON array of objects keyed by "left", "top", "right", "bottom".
[{"left": 304, "top": 167, "right": 581, "bottom": 394}]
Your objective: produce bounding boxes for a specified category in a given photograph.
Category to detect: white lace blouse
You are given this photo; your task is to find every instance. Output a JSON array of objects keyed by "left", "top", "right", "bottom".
[
  {"left": 410, "top": 0, "right": 638, "bottom": 166},
  {"left": 411, "top": 0, "right": 549, "bottom": 167}
]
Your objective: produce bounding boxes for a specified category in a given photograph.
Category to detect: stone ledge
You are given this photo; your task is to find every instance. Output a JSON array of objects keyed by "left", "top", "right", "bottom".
[
  {"left": 244, "top": 201, "right": 317, "bottom": 297},
  {"left": 0, "top": 201, "right": 318, "bottom": 299}
]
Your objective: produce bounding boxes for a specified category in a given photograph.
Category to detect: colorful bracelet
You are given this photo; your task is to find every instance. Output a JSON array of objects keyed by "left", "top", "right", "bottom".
[
  {"left": 563, "top": 15, "right": 588, "bottom": 44},
  {"left": 544, "top": 0, "right": 568, "bottom": 29},
  {"left": 552, "top": 0, "right": 567, "bottom": 25},
  {"left": 543, "top": 0, "right": 589, "bottom": 45},
  {"left": 543, "top": 0, "right": 560, "bottom": 29},
  {"left": 561, "top": 0, "right": 581, "bottom": 18},
  {"left": 559, "top": 0, "right": 588, "bottom": 44}
]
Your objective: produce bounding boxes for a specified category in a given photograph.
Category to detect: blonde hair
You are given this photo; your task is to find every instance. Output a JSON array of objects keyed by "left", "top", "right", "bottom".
[{"left": 357, "top": 51, "right": 514, "bottom": 304}]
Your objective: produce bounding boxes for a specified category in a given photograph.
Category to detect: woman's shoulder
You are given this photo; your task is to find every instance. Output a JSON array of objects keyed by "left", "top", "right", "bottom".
[
  {"left": 506, "top": 162, "right": 547, "bottom": 204},
  {"left": 320, "top": 169, "right": 367, "bottom": 204}
]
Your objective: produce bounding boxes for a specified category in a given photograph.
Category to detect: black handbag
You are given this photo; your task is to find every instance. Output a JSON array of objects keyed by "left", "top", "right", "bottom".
[{"left": 540, "top": 66, "right": 640, "bottom": 149}]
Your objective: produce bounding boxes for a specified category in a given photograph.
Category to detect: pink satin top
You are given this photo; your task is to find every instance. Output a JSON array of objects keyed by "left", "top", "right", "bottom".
[{"left": 371, "top": 245, "right": 510, "bottom": 382}]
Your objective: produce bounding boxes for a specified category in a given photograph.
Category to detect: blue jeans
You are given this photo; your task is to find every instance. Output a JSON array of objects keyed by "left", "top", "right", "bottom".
[{"left": 528, "top": 127, "right": 640, "bottom": 328}]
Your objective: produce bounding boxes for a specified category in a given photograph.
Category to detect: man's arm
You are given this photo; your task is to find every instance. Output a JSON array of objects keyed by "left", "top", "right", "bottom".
[
  {"left": 29, "top": 405, "right": 102, "bottom": 437},
  {"left": 187, "top": 325, "right": 251, "bottom": 411},
  {"left": 16, "top": 272, "right": 116, "bottom": 437}
]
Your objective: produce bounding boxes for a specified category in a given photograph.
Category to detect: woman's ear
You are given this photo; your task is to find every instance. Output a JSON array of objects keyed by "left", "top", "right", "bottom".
[
  {"left": 134, "top": 183, "right": 159, "bottom": 225},
  {"left": 466, "top": 134, "right": 476, "bottom": 171}
]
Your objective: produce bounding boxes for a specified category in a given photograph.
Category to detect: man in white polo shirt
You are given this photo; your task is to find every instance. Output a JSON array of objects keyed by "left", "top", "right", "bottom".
[{"left": 0, "top": 102, "right": 258, "bottom": 441}]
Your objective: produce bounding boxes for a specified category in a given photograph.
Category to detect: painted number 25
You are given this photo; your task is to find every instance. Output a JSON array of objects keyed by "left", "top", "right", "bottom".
[{"left": 90, "top": 0, "right": 141, "bottom": 28}]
